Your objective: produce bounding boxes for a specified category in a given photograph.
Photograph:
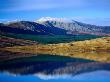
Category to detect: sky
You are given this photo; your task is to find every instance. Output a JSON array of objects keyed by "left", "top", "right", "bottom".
[{"left": 0, "top": 0, "right": 110, "bottom": 26}]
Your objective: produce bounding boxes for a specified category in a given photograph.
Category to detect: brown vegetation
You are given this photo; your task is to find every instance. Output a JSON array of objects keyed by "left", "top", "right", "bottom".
[{"left": 1, "top": 37, "right": 110, "bottom": 62}]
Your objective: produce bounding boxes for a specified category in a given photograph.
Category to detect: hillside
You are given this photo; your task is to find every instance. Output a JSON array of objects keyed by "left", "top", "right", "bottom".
[
  {"left": 5, "top": 37, "right": 110, "bottom": 52},
  {"left": 0, "top": 32, "right": 102, "bottom": 44},
  {"left": 2, "top": 37, "right": 110, "bottom": 62},
  {"left": 0, "top": 21, "right": 67, "bottom": 35},
  {"left": 0, "top": 35, "right": 38, "bottom": 47}
]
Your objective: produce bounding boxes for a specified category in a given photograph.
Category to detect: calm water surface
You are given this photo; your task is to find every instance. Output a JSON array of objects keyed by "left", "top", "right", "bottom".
[{"left": 0, "top": 55, "right": 110, "bottom": 82}]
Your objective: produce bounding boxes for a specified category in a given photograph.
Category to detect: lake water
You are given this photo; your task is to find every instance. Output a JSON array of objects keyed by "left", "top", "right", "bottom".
[{"left": 0, "top": 55, "right": 110, "bottom": 82}]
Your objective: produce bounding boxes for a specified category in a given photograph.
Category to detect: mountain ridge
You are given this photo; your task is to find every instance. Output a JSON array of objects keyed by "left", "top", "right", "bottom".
[
  {"left": 0, "top": 17, "right": 110, "bottom": 36},
  {"left": 36, "top": 17, "right": 110, "bottom": 36}
]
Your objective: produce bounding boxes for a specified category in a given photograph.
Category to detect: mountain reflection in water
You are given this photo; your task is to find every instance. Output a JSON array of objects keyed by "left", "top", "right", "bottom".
[{"left": 0, "top": 55, "right": 110, "bottom": 80}]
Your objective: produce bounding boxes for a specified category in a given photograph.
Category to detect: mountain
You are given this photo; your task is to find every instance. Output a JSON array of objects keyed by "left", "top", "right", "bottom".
[
  {"left": 0, "top": 21, "right": 102, "bottom": 45},
  {"left": 0, "top": 17, "right": 110, "bottom": 36},
  {"left": 37, "top": 17, "right": 110, "bottom": 36},
  {"left": 0, "top": 21, "right": 67, "bottom": 35}
]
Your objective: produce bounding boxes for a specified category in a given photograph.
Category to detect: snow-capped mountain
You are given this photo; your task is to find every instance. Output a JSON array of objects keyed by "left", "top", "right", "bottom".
[
  {"left": 0, "top": 17, "right": 110, "bottom": 36},
  {"left": 37, "top": 17, "right": 110, "bottom": 36},
  {"left": 37, "top": 17, "right": 73, "bottom": 23}
]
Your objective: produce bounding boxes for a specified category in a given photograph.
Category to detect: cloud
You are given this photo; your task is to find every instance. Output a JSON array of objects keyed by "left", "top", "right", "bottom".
[{"left": 0, "top": 0, "right": 85, "bottom": 12}]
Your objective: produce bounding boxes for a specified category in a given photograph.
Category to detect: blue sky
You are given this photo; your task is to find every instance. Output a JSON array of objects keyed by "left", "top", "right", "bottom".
[{"left": 0, "top": 0, "right": 110, "bottom": 25}]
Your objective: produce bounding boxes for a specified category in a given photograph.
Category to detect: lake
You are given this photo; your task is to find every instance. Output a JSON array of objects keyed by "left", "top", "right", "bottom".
[{"left": 0, "top": 55, "right": 110, "bottom": 82}]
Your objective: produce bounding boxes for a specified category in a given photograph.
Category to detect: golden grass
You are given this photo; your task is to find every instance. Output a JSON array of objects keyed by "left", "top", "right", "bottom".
[{"left": 1, "top": 37, "right": 110, "bottom": 62}]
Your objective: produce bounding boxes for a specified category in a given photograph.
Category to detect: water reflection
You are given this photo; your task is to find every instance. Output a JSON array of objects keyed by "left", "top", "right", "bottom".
[{"left": 0, "top": 55, "right": 110, "bottom": 80}]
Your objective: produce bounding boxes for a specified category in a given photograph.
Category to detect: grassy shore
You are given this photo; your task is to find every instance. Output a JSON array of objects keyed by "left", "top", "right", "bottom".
[{"left": 1, "top": 37, "right": 110, "bottom": 62}]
